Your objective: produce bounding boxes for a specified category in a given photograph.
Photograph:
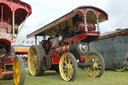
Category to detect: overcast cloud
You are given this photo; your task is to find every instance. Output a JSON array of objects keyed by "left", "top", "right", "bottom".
[{"left": 15, "top": 0, "right": 128, "bottom": 43}]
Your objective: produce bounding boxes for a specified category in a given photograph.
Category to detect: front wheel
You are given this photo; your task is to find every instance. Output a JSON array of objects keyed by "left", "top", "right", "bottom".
[
  {"left": 86, "top": 52, "right": 105, "bottom": 78},
  {"left": 59, "top": 53, "right": 78, "bottom": 81},
  {"left": 13, "top": 56, "right": 25, "bottom": 85}
]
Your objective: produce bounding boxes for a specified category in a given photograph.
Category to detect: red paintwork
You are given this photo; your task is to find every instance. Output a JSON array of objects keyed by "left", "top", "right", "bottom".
[
  {"left": 0, "top": 0, "right": 31, "bottom": 77},
  {"left": 50, "top": 49, "right": 59, "bottom": 64},
  {"left": 50, "top": 45, "right": 70, "bottom": 64},
  {"left": 0, "top": 0, "right": 32, "bottom": 17},
  {"left": 74, "top": 21, "right": 95, "bottom": 32},
  {"left": 4, "top": 57, "right": 14, "bottom": 65},
  {"left": 15, "top": 51, "right": 28, "bottom": 54},
  {"left": 64, "top": 33, "right": 87, "bottom": 45},
  {"left": 81, "top": 56, "right": 87, "bottom": 61},
  {"left": 51, "top": 53, "right": 60, "bottom": 64},
  {"left": 64, "top": 32, "right": 99, "bottom": 45},
  {"left": 0, "top": 56, "right": 14, "bottom": 76},
  {"left": 27, "top": 6, "right": 108, "bottom": 38},
  {"left": 50, "top": 32, "right": 99, "bottom": 64},
  {"left": 98, "top": 28, "right": 128, "bottom": 40},
  {"left": 0, "top": 37, "right": 13, "bottom": 43},
  {"left": 0, "top": 37, "right": 13, "bottom": 51}
]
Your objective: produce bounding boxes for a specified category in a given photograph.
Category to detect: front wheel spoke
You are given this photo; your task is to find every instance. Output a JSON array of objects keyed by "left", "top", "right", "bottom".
[
  {"left": 67, "top": 56, "right": 71, "bottom": 63},
  {"left": 64, "top": 58, "right": 67, "bottom": 65},
  {"left": 68, "top": 59, "right": 72, "bottom": 63},
  {"left": 90, "top": 68, "right": 94, "bottom": 75},
  {"left": 88, "top": 67, "right": 94, "bottom": 72},
  {"left": 96, "top": 66, "right": 101, "bottom": 72},
  {"left": 67, "top": 74, "right": 71, "bottom": 79},
  {"left": 88, "top": 67, "right": 93, "bottom": 71},
  {"left": 69, "top": 64, "right": 73, "bottom": 70},
  {"left": 95, "top": 56, "right": 100, "bottom": 60},
  {"left": 67, "top": 71, "right": 72, "bottom": 79},
  {"left": 65, "top": 71, "right": 68, "bottom": 77},
  {"left": 93, "top": 67, "right": 97, "bottom": 75},
  {"left": 69, "top": 70, "right": 73, "bottom": 77},
  {"left": 98, "top": 66, "right": 102, "bottom": 69},
  {"left": 96, "top": 60, "right": 102, "bottom": 64},
  {"left": 97, "top": 66, "right": 102, "bottom": 71},
  {"left": 63, "top": 66, "right": 67, "bottom": 71},
  {"left": 94, "top": 68, "right": 99, "bottom": 76},
  {"left": 63, "top": 69, "right": 66, "bottom": 73}
]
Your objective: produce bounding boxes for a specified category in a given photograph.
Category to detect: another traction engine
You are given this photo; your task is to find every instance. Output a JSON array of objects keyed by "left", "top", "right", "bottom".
[{"left": 0, "top": 0, "right": 31, "bottom": 85}]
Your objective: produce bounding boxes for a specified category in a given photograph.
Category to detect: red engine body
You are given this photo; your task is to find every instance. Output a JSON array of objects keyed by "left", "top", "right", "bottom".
[{"left": 74, "top": 21, "right": 95, "bottom": 32}]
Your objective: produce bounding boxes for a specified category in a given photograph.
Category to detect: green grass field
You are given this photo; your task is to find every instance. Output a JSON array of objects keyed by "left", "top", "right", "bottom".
[{"left": 0, "top": 69, "right": 128, "bottom": 85}]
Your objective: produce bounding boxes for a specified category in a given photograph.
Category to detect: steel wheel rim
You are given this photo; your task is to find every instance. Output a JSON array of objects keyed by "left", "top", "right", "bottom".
[
  {"left": 59, "top": 54, "right": 74, "bottom": 81},
  {"left": 86, "top": 53, "right": 103, "bottom": 78},
  {"left": 13, "top": 57, "right": 20, "bottom": 85},
  {"left": 28, "top": 46, "right": 38, "bottom": 76}
]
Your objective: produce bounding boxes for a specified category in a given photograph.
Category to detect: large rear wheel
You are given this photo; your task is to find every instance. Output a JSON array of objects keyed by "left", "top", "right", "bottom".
[
  {"left": 59, "top": 53, "right": 78, "bottom": 81},
  {"left": 13, "top": 56, "right": 25, "bottom": 85},
  {"left": 86, "top": 52, "right": 105, "bottom": 78},
  {"left": 28, "top": 45, "right": 45, "bottom": 76}
]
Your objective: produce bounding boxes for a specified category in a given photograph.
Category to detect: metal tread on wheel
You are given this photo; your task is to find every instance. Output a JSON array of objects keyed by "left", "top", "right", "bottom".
[
  {"left": 13, "top": 56, "right": 25, "bottom": 85},
  {"left": 28, "top": 45, "right": 45, "bottom": 76}
]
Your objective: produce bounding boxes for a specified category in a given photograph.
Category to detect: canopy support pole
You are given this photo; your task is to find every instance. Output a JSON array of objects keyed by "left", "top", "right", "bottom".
[
  {"left": 12, "top": 11, "right": 15, "bottom": 37},
  {"left": 35, "top": 36, "right": 37, "bottom": 45},
  {"left": 84, "top": 14, "right": 88, "bottom": 31},
  {"left": 96, "top": 16, "right": 100, "bottom": 31},
  {"left": 16, "top": 14, "right": 29, "bottom": 39},
  {"left": 1, "top": 5, "right": 3, "bottom": 22}
]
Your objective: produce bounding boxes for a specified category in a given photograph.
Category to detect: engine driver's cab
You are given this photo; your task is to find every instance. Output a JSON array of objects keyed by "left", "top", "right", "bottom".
[{"left": 73, "top": 14, "right": 96, "bottom": 32}]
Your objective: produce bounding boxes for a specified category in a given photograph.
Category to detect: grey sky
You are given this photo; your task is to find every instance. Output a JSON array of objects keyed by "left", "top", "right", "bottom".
[{"left": 16, "top": 0, "right": 128, "bottom": 43}]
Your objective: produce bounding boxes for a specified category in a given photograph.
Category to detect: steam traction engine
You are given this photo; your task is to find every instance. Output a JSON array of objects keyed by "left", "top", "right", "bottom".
[
  {"left": 0, "top": 0, "right": 31, "bottom": 85},
  {"left": 27, "top": 6, "right": 108, "bottom": 81}
]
